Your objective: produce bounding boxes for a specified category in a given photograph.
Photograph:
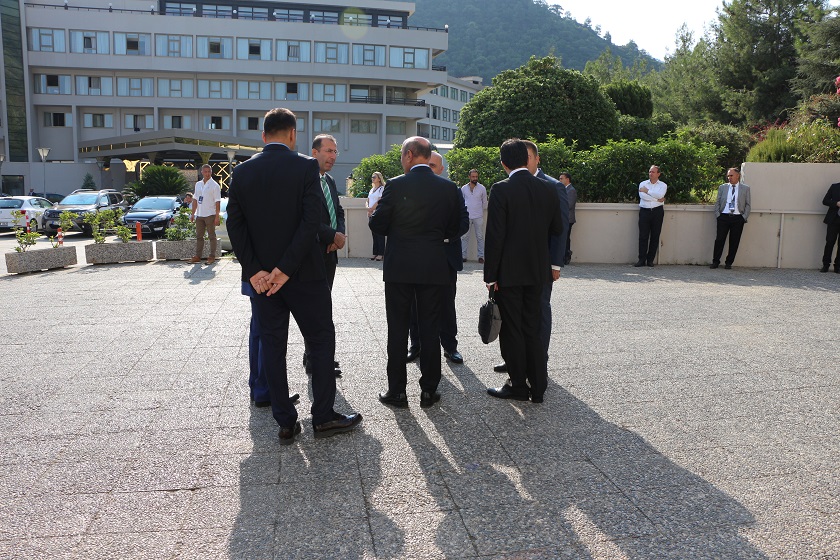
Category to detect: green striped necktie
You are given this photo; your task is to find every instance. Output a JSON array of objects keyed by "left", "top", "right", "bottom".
[{"left": 321, "top": 176, "right": 338, "bottom": 229}]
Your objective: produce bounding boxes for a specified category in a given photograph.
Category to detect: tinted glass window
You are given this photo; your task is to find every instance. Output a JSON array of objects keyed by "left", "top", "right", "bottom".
[
  {"left": 60, "top": 194, "right": 98, "bottom": 205},
  {"left": 0, "top": 199, "right": 24, "bottom": 209}
]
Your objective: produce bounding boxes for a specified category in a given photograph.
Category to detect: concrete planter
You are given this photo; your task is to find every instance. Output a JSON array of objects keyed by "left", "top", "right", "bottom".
[
  {"left": 5, "top": 246, "right": 78, "bottom": 274},
  {"left": 155, "top": 239, "right": 221, "bottom": 261},
  {"left": 84, "top": 241, "right": 154, "bottom": 264}
]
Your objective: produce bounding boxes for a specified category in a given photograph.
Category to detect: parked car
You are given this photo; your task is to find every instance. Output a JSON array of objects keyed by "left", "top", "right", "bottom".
[
  {"left": 42, "top": 189, "right": 127, "bottom": 235},
  {"left": 122, "top": 196, "right": 181, "bottom": 238},
  {"left": 0, "top": 196, "right": 54, "bottom": 232},
  {"left": 216, "top": 197, "right": 231, "bottom": 252}
]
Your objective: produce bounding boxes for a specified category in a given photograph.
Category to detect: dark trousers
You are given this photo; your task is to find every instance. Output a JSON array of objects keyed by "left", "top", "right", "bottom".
[
  {"left": 497, "top": 284, "right": 547, "bottom": 398},
  {"left": 713, "top": 214, "right": 746, "bottom": 265},
  {"left": 408, "top": 268, "right": 457, "bottom": 353},
  {"left": 248, "top": 297, "right": 270, "bottom": 402},
  {"left": 253, "top": 278, "right": 336, "bottom": 427},
  {"left": 304, "top": 253, "right": 337, "bottom": 364},
  {"left": 823, "top": 219, "right": 840, "bottom": 266},
  {"left": 638, "top": 206, "right": 664, "bottom": 263},
  {"left": 385, "top": 282, "right": 445, "bottom": 393},
  {"left": 370, "top": 222, "right": 386, "bottom": 256},
  {"left": 539, "top": 281, "right": 552, "bottom": 367},
  {"left": 565, "top": 223, "right": 574, "bottom": 263}
]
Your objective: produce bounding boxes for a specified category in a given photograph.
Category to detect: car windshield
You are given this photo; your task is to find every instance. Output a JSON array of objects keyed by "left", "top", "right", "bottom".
[
  {"left": 60, "top": 194, "right": 98, "bottom": 205},
  {"left": 133, "top": 198, "right": 176, "bottom": 210},
  {"left": 0, "top": 199, "right": 24, "bottom": 209}
]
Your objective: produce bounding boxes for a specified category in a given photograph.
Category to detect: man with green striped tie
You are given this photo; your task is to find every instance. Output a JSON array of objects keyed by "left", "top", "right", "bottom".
[{"left": 306, "top": 134, "right": 346, "bottom": 377}]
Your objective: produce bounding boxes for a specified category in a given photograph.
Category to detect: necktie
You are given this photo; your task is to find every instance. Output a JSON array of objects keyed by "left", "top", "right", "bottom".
[
  {"left": 727, "top": 185, "right": 736, "bottom": 213},
  {"left": 321, "top": 176, "right": 338, "bottom": 229}
]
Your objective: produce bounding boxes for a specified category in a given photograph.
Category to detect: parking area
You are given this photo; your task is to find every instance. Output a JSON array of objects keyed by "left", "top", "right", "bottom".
[{"left": 1, "top": 254, "right": 839, "bottom": 558}]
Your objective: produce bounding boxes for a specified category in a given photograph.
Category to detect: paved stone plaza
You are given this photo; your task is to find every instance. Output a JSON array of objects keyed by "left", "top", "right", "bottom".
[{"left": 1, "top": 234, "right": 839, "bottom": 559}]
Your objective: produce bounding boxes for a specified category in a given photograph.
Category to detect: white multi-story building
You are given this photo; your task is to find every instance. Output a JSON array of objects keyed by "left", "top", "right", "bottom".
[
  {"left": 418, "top": 74, "right": 482, "bottom": 151},
  {"left": 0, "top": 0, "right": 452, "bottom": 194}
]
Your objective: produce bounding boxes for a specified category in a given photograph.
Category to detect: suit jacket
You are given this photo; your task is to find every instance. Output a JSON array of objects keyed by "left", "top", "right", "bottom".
[
  {"left": 484, "top": 169, "right": 564, "bottom": 287},
  {"left": 369, "top": 166, "right": 462, "bottom": 285},
  {"left": 226, "top": 143, "right": 324, "bottom": 283},
  {"left": 316, "top": 172, "right": 346, "bottom": 264},
  {"left": 713, "top": 182, "right": 751, "bottom": 222},
  {"left": 447, "top": 188, "right": 470, "bottom": 272},
  {"left": 566, "top": 184, "right": 577, "bottom": 224},
  {"left": 823, "top": 182, "right": 840, "bottom": 224},
  {"left": 536, "top": 170, "right": 569, "bottom": 270}
]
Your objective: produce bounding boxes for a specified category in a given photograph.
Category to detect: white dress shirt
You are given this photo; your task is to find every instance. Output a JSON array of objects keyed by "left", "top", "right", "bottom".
[{"left": 638, "top": 179, "right": 667, "bottom": 209}]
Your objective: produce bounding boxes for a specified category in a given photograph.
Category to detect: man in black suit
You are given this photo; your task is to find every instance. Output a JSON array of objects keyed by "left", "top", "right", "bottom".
[
  {"left": 406, "top": 151, "right": 470, "bottom": 365},
  {"left": 370, "top": 137, "right": 462, "bottom": 408},
  {"left": 226, "top": 108, "right": 361, "bottom": 445},
  {"left": 484, "top": 139, "right": 564, "bottom": 403},
  {"left": 821, "top": 181, "right": 840, "bottom": 273},
  {"left": 305, "top": 134, "right": 345, "bottom": 377}
]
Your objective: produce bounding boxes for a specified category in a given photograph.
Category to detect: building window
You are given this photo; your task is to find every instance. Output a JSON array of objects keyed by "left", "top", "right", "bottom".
[
  {"left": 197, "top": 79, "right": 233, "bottom": 99},
  {"left": 275, "top": 82, "right": 309, "bottom": 101},
  {"left": 114, "top": 33, "right": 151, "bottom": 55},
  {"left": 352, "top": 44, "right": 385, "bottom": 66},
  {"left": 125, "top": 114, "right": 153, "bottom": 129},
  {"left": 273, "top": 8, "right": 303, "bottom": 22},
  {"left": 314, "top": 118, "right": 340, "bottom": 133},
  {"left": 237, "top": 38, "right": 271, "bottom": 61},
  {"left": 453, "top": 111, "right": 460, "bottom": 124},
  {"left": 76, "top": 76, "right": 113, "bottom": 96},
  {"left": 470, "top": 93, "right": 475, "bottom": 101},
  {"left": 390, "top": 47, "right": 428, "bottom": 69},
  {"left": 237, "top": 81, "right": 271, "bottom": 100},
  {"left": 116, "top": 77, "right": 154, "bottom": 96},
  {"left": 164, "top": 2, "right": 195, "bottom": 15},
  {"left": 70, "top": 31, "right": 109, "bottom": 54},
  {"left": 29, "top": 28, "right": 66, "bottom": 52},
  {"left": 202, "top": 4, "right": 233, "bottom": 18},
  {"left": 310, "top": 11, "right": 339, "bottom": 24},
  {"left": 163, "top": 115, "right": 191, "bottom": 129},
  {"left": 313, "top": 84, "right": 347, "bottom": 102},
  {"left": 238, "top": 6, "right": 268, "bottom": 20},
  {"left": 461, "top": 90, "right": 469, "bottom": 102},
  {"left": 431, "top": 125, "right": 440, "bottom": 140},
  {"left": 386, "top": 120, "right": 406, "bottom": 135},
  {"left": 240, "top": 116, "right": 261, "bottom": 130},
  {"left": 439, "top": 85, "right": 448, "bottom": 97},
  {"left": 431, "top": 106, "right": 439, "bottom": 120},
  {"left": 442, "top": 127, "right": 450, "bottom": 141},
  {"left": 204, "top": 115, "right": 230, "bottom": 130},
  {"left": 314, "top": 42, "right": 348, "bottom": 64},
  {"left": 350, "top": 85, "right": 382, "bottom": 103},
  {"left": 44, "top": 112, "right": 72, "bottom": 127},
  {"left": 34, "top": 74, "right": 72, "bottom": 94},
  {"left": 450, "top": 88, "right": 459, "bottom": 100},
  {"left": 197, "top": 36, "right": 233, "bottom": 59},
  {"left": 344, "top": 13, "right": 372, "bottom": 26},
  {"left": 442, "top": 108, "right": 450, "bottom": 122},
  {"left": 276, "top": 40, "right": 310, "bottom": 62},
  {"left": 83, "top": 113, "right": 113, "bottom": 128},
  {"left": 351, "top": 120, "right": 377, "bottom": 134},
  {"left": 156, "top": 34, "right": 193, "bottom": 57},
  {"left": 377, "top": 15, "right": 403, "bottom": 28},
  {"left": 158, "top": 79, "right": 193, "bottom": 97}
]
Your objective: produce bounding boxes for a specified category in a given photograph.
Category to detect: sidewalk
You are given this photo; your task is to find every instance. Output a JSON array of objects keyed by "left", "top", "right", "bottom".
[{"left": 0, "top": 250, "right": 838, "bottom": 558}]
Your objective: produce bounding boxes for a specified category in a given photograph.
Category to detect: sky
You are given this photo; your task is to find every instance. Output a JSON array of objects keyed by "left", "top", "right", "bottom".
[{"left": 551, "top": 0, "right": 840, "bottom": 61}]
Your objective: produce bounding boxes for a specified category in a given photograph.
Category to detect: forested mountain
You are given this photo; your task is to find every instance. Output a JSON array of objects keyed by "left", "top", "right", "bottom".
[{"left": 409, "top": 0, "right": 658, "bottom": 83}]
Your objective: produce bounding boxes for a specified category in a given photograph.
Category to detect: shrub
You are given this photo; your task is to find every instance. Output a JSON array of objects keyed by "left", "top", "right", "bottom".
[
  {"left": 616, "top": 114, "right": 678, "bottom": 143},
  {"left": 134, "top": 165, "right": 189, "bottom": 199},
  {"left": 676, "top": 122, "right": 751, "bottom": 171},
  {"left": 165, "top": 208, "right": 196, "bottom": 240},
  {"left": 746, "top": 128, "right": 802, "bottom": 162},
  {"left": 603, "top": 80, "right": 653, "bottom": 118},
  {"left": 790, "top": 93, "right": 840, "bottom": 127},
  {"left": 445, "top": 146, "right": 506, "bottom": 189},
  {"left": 349, "top": 145, "right": 403, "bottom": 198},
  {"left": 80, "top": 173, "right": 97, "bottom": 190}
]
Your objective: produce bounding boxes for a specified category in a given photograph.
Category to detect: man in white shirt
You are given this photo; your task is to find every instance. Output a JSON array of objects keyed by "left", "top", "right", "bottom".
[
  {"left": 461, "top": 169, "right": 488, "bottom": 263},
  {"left": 189, "top": 164, "right": 221, "bottom": 264},
  {"left": 636, "top": 165, "right": 667, "bottom": 267}
]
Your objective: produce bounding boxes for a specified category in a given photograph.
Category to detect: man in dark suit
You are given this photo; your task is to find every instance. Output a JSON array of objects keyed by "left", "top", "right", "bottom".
[
  {"left": 559, "top": 172, "right": 577, "bottom": 265},
  {"left": 493, "top": 141, "right": 569, "bottom": 376},
  {"left": 304, "top": 134, "right": 345, "bottom": 376},
  {"left": 821, "top": 181, "right": 840, "bottom": 273},
  {"left": 711, "top": 167, "right": 751, "bottom": 269},
  {"left": 406, "top": 151, "right": 470, "bottom": 365},
  {"left": 484, "top": 139, "right": 564, "bottom": 404},
  {"left": 226, "top": 108, "right": 361, "bottom": 445},
  {"left": 370, "top": 137, "right": 462, "bottom": 408}
]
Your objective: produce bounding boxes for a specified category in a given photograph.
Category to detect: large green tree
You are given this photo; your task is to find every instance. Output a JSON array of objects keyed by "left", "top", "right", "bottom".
[
  {"left": 792, "top": 8, "right": 840, "bottom": 99},
  {"left": 455, "top": 56, "right": 619, "bottom": 149},
  {"left": 713, "top": 0, "right": 826, "bottom": 123}
]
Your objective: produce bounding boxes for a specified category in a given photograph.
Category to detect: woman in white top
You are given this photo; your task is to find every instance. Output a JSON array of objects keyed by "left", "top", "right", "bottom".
[{"left": 367, "top": 171, "right": 387, "bottom": 261}]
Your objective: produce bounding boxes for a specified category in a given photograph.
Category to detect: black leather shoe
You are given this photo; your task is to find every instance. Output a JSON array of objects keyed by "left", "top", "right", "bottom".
[
  {"left": 820, "top": 265, "right": 829, "bottom": 272},
  {"left": 420, "top": 391, "right": 441, "bottom": 408},
  {"left": 334, "top": 367, "right": 342, "bottom": 378},
  {"left": 278, "top": 421, "right": 301, "bottom": 445},
  {"left": 406, "top": 347, "right": 420, "bottom": 363},
  {"left": 646, "top": 262, "right": 654, "bottom": 267},
  {"left": 313, "top": 412, "right": 362, "bottom": 439},
  {"left": 444, "top": 350, "right": 463, "bottom": 364},
  {"left": 834, "top": 266, "right": 840, "bottom": 273},
  {"left": 493, "top": 363, "right": 508, "bottom": 373},
  {"left": 378, "top": 390, "right": 409, "bottom": 408},
  {"left": 709, "top": 263, "right": 719, "bottom": 269},
  {"left": 487, "top": 384, "right": 530, "bottom": 401},
  {"left": 724, "top": 264, "right": 732, "bottom": 269},
  {"left": 530, "top": 393, "right": 544, "bottom": 404},
  {"left": 634, "top": 260, "right": 645, "bottom": 267}
]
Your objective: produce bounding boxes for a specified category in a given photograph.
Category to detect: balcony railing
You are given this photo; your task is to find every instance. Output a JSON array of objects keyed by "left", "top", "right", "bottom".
[
  {"left": 350, "top": 95, "right": 385, "bottom": 104},
  {"left": 386, "top": 97, "right": 425, "bottom": 106}
]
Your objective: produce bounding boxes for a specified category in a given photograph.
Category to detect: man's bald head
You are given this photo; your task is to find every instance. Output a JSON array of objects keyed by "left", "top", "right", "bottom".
[{"left": 429, "top": 151, "right": 444, "bottom": 176}]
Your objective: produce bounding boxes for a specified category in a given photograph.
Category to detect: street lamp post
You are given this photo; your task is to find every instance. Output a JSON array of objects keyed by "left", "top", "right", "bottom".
[
  {"left": 37, "top": 147, "right": 50, "bottom": 198},
  {"left": 0, "top": 154, "right": 5, "bottom": 193}
]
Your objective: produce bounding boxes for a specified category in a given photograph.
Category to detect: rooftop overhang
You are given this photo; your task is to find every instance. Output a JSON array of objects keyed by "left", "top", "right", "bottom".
[{"left": 78, "top": 130, "right": 263, "bottom": 161}]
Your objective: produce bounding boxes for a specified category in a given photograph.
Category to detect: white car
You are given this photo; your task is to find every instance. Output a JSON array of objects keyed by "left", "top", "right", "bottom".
[
  {"left": 216, "top": 198, "right": 231, "bottom": 252},
  {"left": 0, "top": 196, "right": 54, "bottom": 232}
]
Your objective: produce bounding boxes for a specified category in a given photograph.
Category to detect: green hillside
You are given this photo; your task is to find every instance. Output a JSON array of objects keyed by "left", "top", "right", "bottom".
[{"left": 409, "top": 0, "right": 659, "bottom": 82}]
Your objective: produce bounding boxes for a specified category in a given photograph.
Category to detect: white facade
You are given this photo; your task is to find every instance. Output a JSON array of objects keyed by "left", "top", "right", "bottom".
[
  {"left": 418, "top": 74, "right": 482, "bottom": 151},
  {"left": 0, "top": 0, "right": 450, "bottom": 194}
]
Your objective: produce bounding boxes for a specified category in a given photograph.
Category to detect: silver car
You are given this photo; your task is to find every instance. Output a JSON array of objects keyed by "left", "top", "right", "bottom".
[{"left": 0, "top": 196, "right": 54, "bottom": 232}]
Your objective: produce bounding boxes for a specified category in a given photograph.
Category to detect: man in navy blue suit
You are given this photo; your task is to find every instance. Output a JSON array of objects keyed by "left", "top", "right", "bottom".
[{"left": 227, "top": 108, "right": 361, "bottom": 445}]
